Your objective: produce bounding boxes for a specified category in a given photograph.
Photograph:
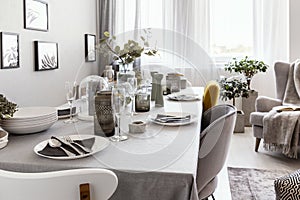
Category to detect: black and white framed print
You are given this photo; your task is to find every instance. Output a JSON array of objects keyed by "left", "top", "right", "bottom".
[
  {"left": 34, "top": 41, "right": 58, "bottom": 71},
  {"left": 85, "top": 34, "right": 96, "bottom": 62},
  {"left": 0, "top": 32, "right": 20, "bottom": 69},
  {"left": 24, "top": 0, "right": 48, "bottom": 31}
]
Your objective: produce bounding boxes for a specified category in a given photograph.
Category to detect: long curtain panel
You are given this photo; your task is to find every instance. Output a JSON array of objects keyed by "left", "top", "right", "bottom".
[
  {"left": 252, "top": 0, "right": 289, "bottom": 97},
  {"left": 113, "top": 0, "right": 216, "bottom": 86}
]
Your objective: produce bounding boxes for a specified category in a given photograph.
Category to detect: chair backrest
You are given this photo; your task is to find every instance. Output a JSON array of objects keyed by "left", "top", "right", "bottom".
[
  {"left": 197, "top": 104, "right": 237, "bottom": 192},
  {"left": 202, "top": 80, "right": 220, "bottom": 112},
  {"left": 0, "top": 168, "right": 118, "bottom": 200},
  {"left": 274, "top": 61, "right": 290, "bottom": 100}
]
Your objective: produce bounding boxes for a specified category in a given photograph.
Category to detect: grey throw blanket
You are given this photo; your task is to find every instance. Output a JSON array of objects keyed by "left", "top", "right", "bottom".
[
  {"left": 283, "top": 61, "right": 300, "bottom": 105},
  {"left": 263, "top": 110, "right": 300, "bottom": 158}
]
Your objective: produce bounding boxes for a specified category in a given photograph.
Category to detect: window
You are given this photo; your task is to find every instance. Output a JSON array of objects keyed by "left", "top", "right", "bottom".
[{"left": 210, "top": 0, "right": 253, "bottom": 60}]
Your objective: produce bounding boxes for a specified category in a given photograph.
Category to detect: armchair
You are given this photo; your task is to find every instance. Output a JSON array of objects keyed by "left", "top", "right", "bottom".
[{"left": 250, "top": 61, "right": 290, "bottom": 152}]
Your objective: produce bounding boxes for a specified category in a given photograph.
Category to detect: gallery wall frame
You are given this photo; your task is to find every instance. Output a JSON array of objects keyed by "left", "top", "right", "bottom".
[
  {"left": 0, "top": 32, "right": 20, "bottom": 69},
  {"left": 24, "top": 0, "right": 49, "bottom": 31},
  {"left": 85, "top": 34, "right": 96, "bottom": 62},
  {"left": 34, "top": 41, "right": 58, "bottom": 71}
]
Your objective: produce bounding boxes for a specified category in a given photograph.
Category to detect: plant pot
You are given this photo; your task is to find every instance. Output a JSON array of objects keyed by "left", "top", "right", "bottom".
[
  {"left": 242, "top": 90, "right": 258, "bottom": 127},
  {"left": 234, "top": 110, "right": 245, "bottom": 133}
]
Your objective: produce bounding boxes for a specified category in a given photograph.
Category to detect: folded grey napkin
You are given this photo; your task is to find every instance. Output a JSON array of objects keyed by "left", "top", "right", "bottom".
[
  {"left": 38, "top": 136, "right": 95, "bottom": 157},
  {"left": 155, "top": 114, "right": 191, "bottom": 123}
]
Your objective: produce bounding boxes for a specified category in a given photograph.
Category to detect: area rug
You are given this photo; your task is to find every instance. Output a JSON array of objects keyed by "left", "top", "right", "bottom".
[{"left": 228, "top": 167, "right": 292, "bottom": 200}]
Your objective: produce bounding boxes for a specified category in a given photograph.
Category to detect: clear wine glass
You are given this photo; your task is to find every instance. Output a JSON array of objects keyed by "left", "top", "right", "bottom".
[
  {"left": 64, "top": 81, "right": 78, "bottom": 124},
  {"left": 127, "top": 77, "right": 138, "bottom": 116},
  {"left": 110, "top": 87, "right": 128, "bottom": 142}
]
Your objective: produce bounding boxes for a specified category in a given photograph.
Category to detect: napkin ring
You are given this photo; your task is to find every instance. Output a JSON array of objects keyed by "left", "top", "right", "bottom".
[{"left": 129, "top": 121, "right": 146, "bottom": 134}]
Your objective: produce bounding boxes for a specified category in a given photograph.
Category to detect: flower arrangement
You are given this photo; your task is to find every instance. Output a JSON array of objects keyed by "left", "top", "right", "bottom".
[
  {"left": 225, "top": 56, "right": 269, "bottom": 90},
  {"left": 0, "top": 94, "right": 17, "bottom": 120},
  {"left": 98, "top": 29, "right": 158, "bottom": 65}
]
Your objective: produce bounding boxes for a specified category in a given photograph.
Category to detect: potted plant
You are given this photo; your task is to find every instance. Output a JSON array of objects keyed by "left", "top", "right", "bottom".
[
  {"left": 219, "top": 77, "right": 249, "bottom": 133},
  {"left": 224, "top": 56, "right": 269, "bottom": 126},
  {"left": 0, "top": 94, "right": 17, "bottom": 120}
]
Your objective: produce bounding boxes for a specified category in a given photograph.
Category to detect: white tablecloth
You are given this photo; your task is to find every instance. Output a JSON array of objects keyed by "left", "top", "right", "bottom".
[{"left": 0, "top": 87, "right": 203, "bottom": 200}]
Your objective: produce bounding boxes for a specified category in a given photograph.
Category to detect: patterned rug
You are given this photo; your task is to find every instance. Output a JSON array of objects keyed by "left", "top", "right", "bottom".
[{"left": 228, "top": 167, "right": 292, "bottom": 200}]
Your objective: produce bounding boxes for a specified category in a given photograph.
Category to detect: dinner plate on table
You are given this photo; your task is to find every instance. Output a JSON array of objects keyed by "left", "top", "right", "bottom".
[
  {"left": 150, "top": 112, "right": 198, "bottom": 126},
  {"left": 34, "top": 135, "right": 110, "bottom": 160},
  {"left": 167, "top": 94, "right": 201, "bottom": 101}
]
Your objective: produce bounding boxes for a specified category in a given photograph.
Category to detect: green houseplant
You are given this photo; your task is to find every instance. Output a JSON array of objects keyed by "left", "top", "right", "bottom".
[
  {"left": 219, "top": 77, "right": 249, "bottom": 133},
  {"left": 0, "top": 94, "right": 17, "bottom": 120},
  {"left": 224, "top": 56, "right": 269, "bottom": 90},
  {"left": 219, "top": 77, "right": 249, "bottom": 106}
]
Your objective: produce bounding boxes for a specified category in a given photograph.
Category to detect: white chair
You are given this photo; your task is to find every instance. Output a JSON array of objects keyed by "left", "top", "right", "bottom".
[{"left": 0, "top": 168, "right": 118, "bottom": 200}]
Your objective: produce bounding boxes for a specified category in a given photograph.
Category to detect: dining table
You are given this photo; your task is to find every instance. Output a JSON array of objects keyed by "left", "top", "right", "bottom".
[{"left": 0, "top": 87, "right": 203, "bottom": 200}]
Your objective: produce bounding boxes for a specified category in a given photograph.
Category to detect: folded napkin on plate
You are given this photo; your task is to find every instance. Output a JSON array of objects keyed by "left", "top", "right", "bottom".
[
  {"left": 155, "top": 114, "right": 191, "bottom": 123},
  {"left": 168, "top": 94, "right": 200, "bottom": 101},
  {"left": 38, "top": 137, "right": 95, "bottom": 157}
]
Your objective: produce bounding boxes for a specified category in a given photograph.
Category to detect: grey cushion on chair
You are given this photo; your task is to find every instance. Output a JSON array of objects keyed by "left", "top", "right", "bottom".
[
  {"left": 250, "top": 112, "right": 268, "bottom": 126},
  {"left": 274, "top": 169, "right": 300, "bottom": 200}
]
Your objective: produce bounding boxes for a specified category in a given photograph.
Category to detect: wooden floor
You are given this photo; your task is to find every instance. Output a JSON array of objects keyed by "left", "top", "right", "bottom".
[{"left": 213, "top": 127, "right": 300, "bottom": 200}]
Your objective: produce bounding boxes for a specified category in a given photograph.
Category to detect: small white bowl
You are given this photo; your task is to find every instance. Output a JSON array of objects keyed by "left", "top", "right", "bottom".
[
  {"left": 0, "top": 129, "right": 8, "bottom": 149},
  {"left": 129, "top": 121, "right": 146, "bottom": 134}
]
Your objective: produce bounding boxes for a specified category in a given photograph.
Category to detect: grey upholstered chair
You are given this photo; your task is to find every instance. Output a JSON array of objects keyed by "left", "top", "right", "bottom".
[
  {"left": 197, "top": 104, "right": 237, "bottom": 200},
  {"left": 250, "top": 61, "right": 291, "bottom": 152}
]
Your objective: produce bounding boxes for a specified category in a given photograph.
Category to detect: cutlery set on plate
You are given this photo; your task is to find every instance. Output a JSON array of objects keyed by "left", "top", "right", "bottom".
[
  {"left": 47, "top": 136, "right": 92, "bottom": 157},
  {"left": 154, "top": 114, "right": 191, "bottom": 123}
]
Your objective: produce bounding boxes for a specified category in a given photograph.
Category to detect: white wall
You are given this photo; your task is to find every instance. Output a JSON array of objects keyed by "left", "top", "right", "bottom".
[{"left": 0, "top": 0, "right": 98, "bottom": 107}]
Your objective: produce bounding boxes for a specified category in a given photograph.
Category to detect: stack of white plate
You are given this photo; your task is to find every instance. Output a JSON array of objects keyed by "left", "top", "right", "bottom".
[{"left": 0, "top": 107, "right": 58, "bottom": 135}]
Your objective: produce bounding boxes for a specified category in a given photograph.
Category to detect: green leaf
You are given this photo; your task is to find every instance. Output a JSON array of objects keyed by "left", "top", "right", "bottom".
[{"left": 103, "top": 31, "right": 110, "bottom": 37}]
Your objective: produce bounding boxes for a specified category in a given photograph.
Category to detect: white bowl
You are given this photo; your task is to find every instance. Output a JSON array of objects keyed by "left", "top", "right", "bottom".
[{"left": 0, "top": 130, "right": 8, "bottom": 149}]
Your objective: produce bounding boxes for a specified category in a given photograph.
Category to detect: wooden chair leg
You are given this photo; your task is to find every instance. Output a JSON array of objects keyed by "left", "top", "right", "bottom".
[{"left": 255, "top": 138, "right": 261, "bottom": 152}]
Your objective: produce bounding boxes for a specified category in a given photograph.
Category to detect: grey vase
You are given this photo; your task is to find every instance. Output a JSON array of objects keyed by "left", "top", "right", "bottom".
[
  {"left": 154, "top": 73, "right": 164, "bottom": 107},
  {"left": 151, "top": 71, "right": 158, "bottom": 101}
]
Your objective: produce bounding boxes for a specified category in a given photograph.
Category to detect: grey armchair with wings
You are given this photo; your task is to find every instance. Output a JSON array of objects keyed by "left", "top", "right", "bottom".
[{"left": 250, "top": 61, "right": 291, "bottom": 152}]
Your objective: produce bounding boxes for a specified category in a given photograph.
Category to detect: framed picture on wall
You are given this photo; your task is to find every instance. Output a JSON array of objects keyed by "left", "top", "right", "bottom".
[
  {"left": 0, "top": 32, "right": 20, "bottom": 69},
  {"left": 24, "top": 0, "right": 48, "bottom": 31},
  {"left": 34, "top": 41, "right": 58, "bottom": 71},
  {"left": 85, "top": 34, "right": 96, "bottom": 62}
]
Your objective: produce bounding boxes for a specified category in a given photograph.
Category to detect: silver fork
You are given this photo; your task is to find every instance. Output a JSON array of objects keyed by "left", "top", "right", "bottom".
[{"left": 65, "top": 136, "right": 92, "bottom": 153}]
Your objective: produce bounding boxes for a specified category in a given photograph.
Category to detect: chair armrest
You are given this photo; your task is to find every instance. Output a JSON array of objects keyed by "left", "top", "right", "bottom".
[{"left": 255, "top": 96, "right": 282, "bottom": 112}]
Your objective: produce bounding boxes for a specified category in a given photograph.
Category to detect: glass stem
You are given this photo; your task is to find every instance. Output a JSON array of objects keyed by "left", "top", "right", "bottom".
[
  {"left": 131, "top": 96, "right": 134, "bottom": 115},
  {"left": 117, "top": 115, "right": 121, "bottom": 137},
  {"left": 69, "top": 101, "right": 73, "bottom": 121}
]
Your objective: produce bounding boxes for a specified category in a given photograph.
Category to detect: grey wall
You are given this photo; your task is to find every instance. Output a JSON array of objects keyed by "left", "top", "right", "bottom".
[{"left": 0, "top": 0, "right": 98, "bottom": 107}]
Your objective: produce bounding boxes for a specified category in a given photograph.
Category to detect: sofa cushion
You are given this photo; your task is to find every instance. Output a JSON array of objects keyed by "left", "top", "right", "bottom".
[
  {"left": 274, "top": 169, "right": 300, "bottom": 200},
  {"left": 250, "top": 112, "right": 268, "bottom": 126}
]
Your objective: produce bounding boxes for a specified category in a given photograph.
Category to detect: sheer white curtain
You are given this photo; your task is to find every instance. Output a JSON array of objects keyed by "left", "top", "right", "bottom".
[
  {"left": 115, "top": 0, "right": 210, "bottom": 51},
  {"left": 114, "top": 0, "right": 215, "bottom": 86},
  {"left": 252, "top": 0, "right": 289, "bottom": 97}
]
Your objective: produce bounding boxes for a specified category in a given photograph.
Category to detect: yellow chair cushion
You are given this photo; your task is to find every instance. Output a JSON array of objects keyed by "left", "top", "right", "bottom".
[{"left": 203, "top": 80, "right": 220, "bottom": 112}]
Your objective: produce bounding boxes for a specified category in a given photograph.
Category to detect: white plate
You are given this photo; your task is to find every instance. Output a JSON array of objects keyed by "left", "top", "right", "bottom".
[
  {"left": 34, "top": 135, "right": 110, "bottom": 160},
  {"left": 150, "top": 112, "right": 198, "bottom": 126},
  {"left": 57, "top": 112, "right": 78, "bottom": 119},
  {"left": 0, "top": 115, "right": 58, "bottom": 127},
  {"left": 3, "top": 120, "right": 57, "bottom": 134},
  {"left": 167, "top": 94, "right": 201, "bottom": 101},
  {"left": 8, "top": 107, "right": 57, "bottom": 120}
]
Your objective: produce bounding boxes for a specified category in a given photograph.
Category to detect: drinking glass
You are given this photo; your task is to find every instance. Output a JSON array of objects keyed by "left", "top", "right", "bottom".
[
  {"left": 127, "top": 77, "right": 138, "bottom": 116},
  {"left": 110, "top": 87, "right": 128, "bottom": 142},
  {"left": 64, "top": 81, "right": 78, "bottom": 123}
]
